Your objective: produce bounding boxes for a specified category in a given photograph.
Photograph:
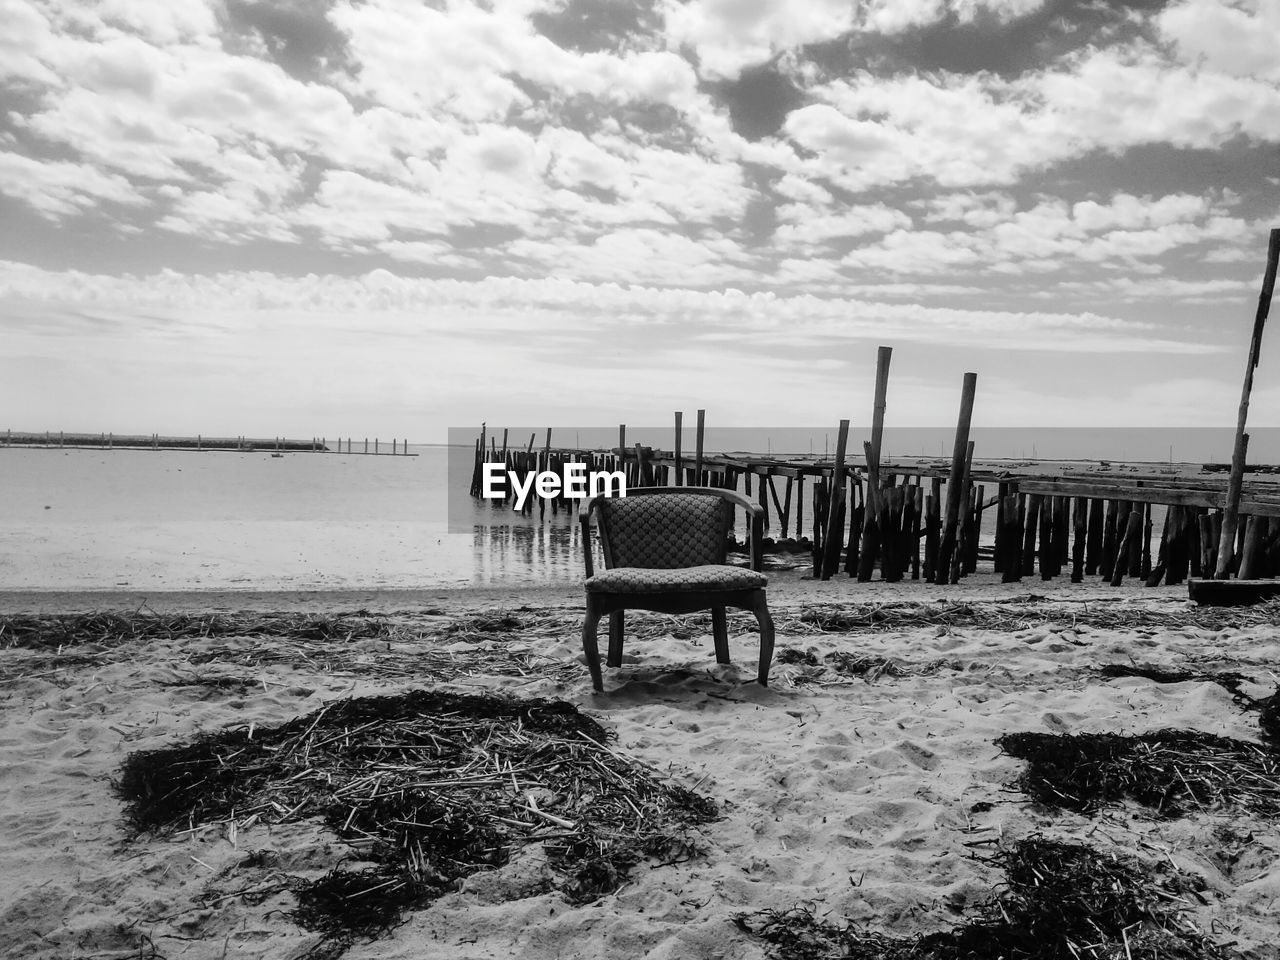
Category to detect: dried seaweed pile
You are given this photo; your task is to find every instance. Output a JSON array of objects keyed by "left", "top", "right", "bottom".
[
  {"left": 792, "top": 597, "right": 1280, "bottom": 634},
  {"left": 999, "top": 730, "right": 1280, "bottom": 817},
  {"left": 736, "top": 836, "right": 1225, "bottom": 960},
  {"left": 776, "top": 647, "right": 961, "bottom": 684},
  {"left": 0, "top": 612, "right": 404, "bottom": 650},
  {"left": 116, "top": 689, "right": 715, "bottom": 956}
]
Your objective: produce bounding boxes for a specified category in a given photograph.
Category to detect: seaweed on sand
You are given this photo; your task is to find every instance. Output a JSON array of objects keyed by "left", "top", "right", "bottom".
[
  {"left": 998, "top": 730, "right": 1280, "bottom": 817},
  {"left": 791, "top": 597, "right": 1280, "bottom": 634},
  {"left": 1097, "top": 663, "right": 1253, "bottom": 701},
  {"left": 736, "top": 835, "right": 1225, "bottom": 960},
  {"left": 0, "top": 612, "right": 402, "bottom": 650},
  {"left": 115, "top": 689, "right": 716, "bottom": 957}
]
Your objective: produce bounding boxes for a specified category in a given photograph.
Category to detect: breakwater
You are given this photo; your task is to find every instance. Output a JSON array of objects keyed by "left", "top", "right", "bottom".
[{"left": 2, "top": 431, "right": 416, "bottom": 455}]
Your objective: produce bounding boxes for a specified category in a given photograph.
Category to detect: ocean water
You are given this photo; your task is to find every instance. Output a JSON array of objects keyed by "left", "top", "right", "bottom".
[{"left": 0, "top": 445, "right": 586, "bottom": 591}]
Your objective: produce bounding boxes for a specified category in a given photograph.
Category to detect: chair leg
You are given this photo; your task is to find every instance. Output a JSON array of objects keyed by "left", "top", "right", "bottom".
[
  {"left": 752, "top": 591, "right": 775, "bottom": 686},
  {"left": 582, "top": 604, "right": 604, "bottom": 692},
  {"left": 711, "top": 606, "right": 729, "bottom": 664},
  {"left": 607, "top": 610, "right": 625, "bottom": 667}
]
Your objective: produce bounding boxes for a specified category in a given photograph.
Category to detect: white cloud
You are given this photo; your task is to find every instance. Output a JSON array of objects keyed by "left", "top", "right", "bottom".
[
  {"left": 1158, "top": 0, "right": 1280, "bottom": 82},
  {"left": 331, "top": 0, "right": 700, "bottom": 121},
  {"left": 919, "top": 192, "right": 1018, "bottom": 229},
  {"left": 1071, "top": 193, "right": 1209, "bottom": 232},
  {"left": 506, "top": 229, "right": 760, "bottom": 285},
  {"left": 1054, "top": 276, "right": 1257, "bottom": 302},
  {"left": 838, "top": 192, "right": 1253, "bottom": 277},
  {"left": 789, "top": 46, "right": 1280, "bottom": 191},
  {"left": 0, "top": 150, "right": 147, "bottom": 217},
  {"left": 660, "top": 0, "right": 854, "bottom": 80},
  {"left": 774, "top": 202, "right": 913, "bottom": 248},
  {"left": 658, "top": 0, "right": 1051, "bottom": 79},
  {"left": 0, "top": 0, "right": 67, "bottom": 86},
  {"left": 0, "top": 260, "right": 1213, "bottom": 358}
]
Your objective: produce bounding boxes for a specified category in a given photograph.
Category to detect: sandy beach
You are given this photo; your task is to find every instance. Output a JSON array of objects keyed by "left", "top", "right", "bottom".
[{"left": 2, "top": 576, "right": 1279, "bottom": 960}]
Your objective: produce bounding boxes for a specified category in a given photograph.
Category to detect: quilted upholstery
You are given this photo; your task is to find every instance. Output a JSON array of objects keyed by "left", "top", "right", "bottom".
[
  {"left": 597, "top": 493, "right": 731, "bottom": 569},
  {"left": 585, "top": 564, "right": 767, "bottom": 594}
]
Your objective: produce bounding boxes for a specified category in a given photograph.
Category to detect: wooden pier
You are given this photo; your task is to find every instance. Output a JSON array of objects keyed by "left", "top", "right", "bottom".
[
  {"left": 467, "top": 416, "right": 1280, "bottom": 588},
  {"left": 466, "top": 228, "right": 1280, "bottom": 591},
  {"left": 1, "top": 431, "right": 417, "bottom": 455}
]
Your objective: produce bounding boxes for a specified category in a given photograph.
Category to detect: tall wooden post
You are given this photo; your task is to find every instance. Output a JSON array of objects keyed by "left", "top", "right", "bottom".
[
  {"left": 857, "top": 441, "right": 881, "bottom": 582},
  {"left": 936, "top": 373, "right": 977, "bottom": 584},
  {"left": 1216, "top": 228, "right": 1280, "bottom": 578},
  {"left": 859, "top": 346, "right": 892, "bottom": 580},
  {"left": 674, "top": 412, "right": 683, "bottom": 486},
  {"left": 695, "top": 409, "right": 705, "bottom": 487},
  {"left": 821, "top": 419, "right": 851, "bottom": 580}
]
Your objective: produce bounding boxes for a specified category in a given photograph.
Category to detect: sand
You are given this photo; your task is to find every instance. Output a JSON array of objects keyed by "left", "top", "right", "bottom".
[{"left": 2, "top": 577, "right": 1279, "bottom": 959}]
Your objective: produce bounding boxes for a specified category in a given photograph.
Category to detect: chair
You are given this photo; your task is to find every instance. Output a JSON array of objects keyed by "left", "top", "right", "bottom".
[{"left": 579, "top": 486, "right": 775, "bottom": 692}]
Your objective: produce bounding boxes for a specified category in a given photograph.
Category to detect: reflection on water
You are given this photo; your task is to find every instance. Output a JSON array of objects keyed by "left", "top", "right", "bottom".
[{"left": 471, "top": 522, "right": 590, "bottom": 585}]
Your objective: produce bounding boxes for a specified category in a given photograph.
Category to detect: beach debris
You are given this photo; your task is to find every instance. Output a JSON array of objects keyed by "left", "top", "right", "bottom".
[
  {"left": 0, "top": 612, "right": 403, "bottom": 650},
  {"left": 824, "top": 652, "right": 957, "bottom": 681},
  {"left": 735, "top": 835, "right": 1226, "bottom": 960},
  {"left": 1258, "top": 687, "right": 1280, "bottom": 748},
  {"left": 775, "top": 646, "right": 959, "bottom": 685},
  {"left": 1097, "top": 663, "right": 1254, "bottom": 701},
  {"left": 291, "top": 865, "right": 422, "bottom": 945},
  {"left": 777, "top": 647, "right": 821, "bottom": 666},
  {"left": 998, "top": 730, "right": 1280, "bottom": 817},
  {"left": 790, "top": 598, "right": 1280, "bottom": 634},
  {"left": 440, "top": 611, "right": 528, "bottom": 636},
  {"left": 115, "top": 689, "right": 716, "bottom": 957}
]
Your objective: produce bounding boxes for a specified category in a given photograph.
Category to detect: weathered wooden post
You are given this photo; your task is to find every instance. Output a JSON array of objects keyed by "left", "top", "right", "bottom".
[
  {"left": 1099, "top": 500, "right": 1118, "bottom": 577},
  {"left": 1111, "top": 508, "right": 1144, "bottom": 586},
  {"left": 999, "top": 490, "right": 1022, "bottom": 583},
  {"left": 911, "top": 484, "right": 924, "bottom": 580},
  {"left": 695, "top": 409, "right": 705, "bottom": 487},
  {"left": 959, "top": 442, "right": 978, "bottom": 577},
  {"left": 1239, "top": 514, "right": 1265, "bottom": 579},
  {"left": 1085, "top": 498, "right": 1104, "bottom": 574},
  {"left": 796, "top": 475, "right": 805, "bottom": 546},
  {"left": 541, "top": 428, "right": 553, "bottom": 518},
  {"left": 1071, "top": 497, "right": 1087, "bottom": 582},
  {"left": 1187, "top": 508, "right": 1203, "bottom": 578},
  {"left": 781, "top": 477, "right": 793, "bottom": 539},
  {"left": 1217, "top": 228, "right": 1280, "bottom": 578},
  {"left": 821, "top": 419, "right": 851, "bottom": 580},
  {"left": 674, "top": 412, "right": 683, "bottom": 486},
  {"left": 859, "top": 346, "right": 892, "bottom": 580},
  {"left": 857, "top": 441, "right": 881, "bottom": 582},
  {"left": 935, "top": 373, "right": 977, "bottom": 585},
  {"left": 1022, "top": 494, "right": 1042, "bottom": 576}
]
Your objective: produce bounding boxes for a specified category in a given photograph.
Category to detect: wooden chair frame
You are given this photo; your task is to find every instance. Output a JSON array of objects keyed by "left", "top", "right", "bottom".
[{"left": 579, "top": 486, "right": 775, "bottom": 692}]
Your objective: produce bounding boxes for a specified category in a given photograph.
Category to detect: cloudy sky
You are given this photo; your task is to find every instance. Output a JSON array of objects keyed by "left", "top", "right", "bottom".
[{"left": 1, "top": 0, "right": 1277, "bottom": 443}]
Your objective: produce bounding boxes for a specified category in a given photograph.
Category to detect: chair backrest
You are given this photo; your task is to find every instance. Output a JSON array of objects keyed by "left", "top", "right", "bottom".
[{"left": 595, "top": 492, "right": 733, "bottom": 569}]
